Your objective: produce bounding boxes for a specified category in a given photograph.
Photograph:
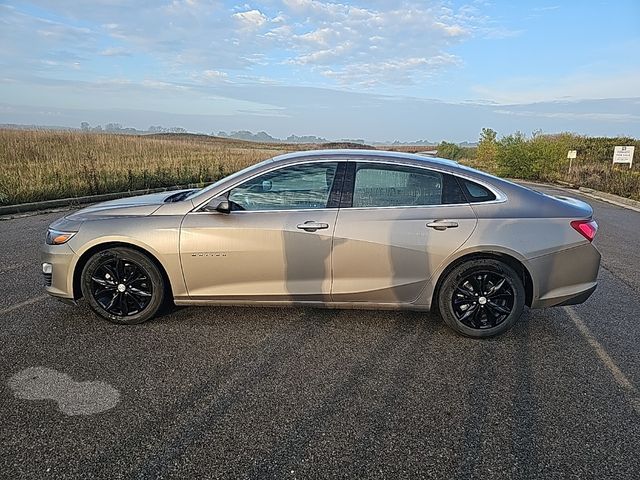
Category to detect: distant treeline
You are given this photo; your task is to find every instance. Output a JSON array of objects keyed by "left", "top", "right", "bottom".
[
  {"left": 214, "top": 130, "right": 371, "bottom": 145},
  {"left": 1, "top": 123, "right": 473, "bottom": 146},
  {"left": 80, "top": 122, "right": 188, "bottom": 134}
]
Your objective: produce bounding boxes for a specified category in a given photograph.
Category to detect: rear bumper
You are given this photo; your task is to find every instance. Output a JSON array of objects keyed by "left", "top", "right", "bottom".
[
  {"left": 529, "top": 242, "right": 601, "bottom": 308},
  {"left": 555, "top": 284, "right": 597, "bottom": 306}
]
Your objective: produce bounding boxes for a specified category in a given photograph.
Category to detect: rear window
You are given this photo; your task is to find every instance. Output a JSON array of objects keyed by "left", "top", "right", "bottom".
[{"left": 460, "top": 179, "right": 496, "bottom": 203}]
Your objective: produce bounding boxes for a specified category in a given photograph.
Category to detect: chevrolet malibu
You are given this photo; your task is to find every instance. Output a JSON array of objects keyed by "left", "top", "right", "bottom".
[{"left": 42, "top": 150, "right": 600, "bottom": 337}]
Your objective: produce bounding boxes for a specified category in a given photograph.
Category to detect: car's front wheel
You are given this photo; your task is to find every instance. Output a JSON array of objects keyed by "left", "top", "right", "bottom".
[
  {"left": 80, "top": 247, "right": 166, "bottom": 324},
  {"left": 438, "top": 258, "right": 525, "bottom": 338}
]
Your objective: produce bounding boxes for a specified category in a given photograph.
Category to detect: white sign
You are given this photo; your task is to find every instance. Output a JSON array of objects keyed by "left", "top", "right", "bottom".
[
  {"left": 613, "top": 146, "right": 634, "bottom": 167},
  {"left": 567, "top": 150, "right": 577, "bottom": 159}
]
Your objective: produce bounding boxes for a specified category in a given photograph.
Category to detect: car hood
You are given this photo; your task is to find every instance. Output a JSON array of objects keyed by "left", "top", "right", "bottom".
[{"left": 65, "top": 190, "right": 191, "bottom": 221}]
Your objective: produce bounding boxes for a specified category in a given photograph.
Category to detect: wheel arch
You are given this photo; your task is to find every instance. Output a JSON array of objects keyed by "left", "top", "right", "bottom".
[
  {"left": 72, "top": 241, "right": 173, "bottom": 301},
  {"left": 431, "top": 250, "right": 535, "bottom": 310}
]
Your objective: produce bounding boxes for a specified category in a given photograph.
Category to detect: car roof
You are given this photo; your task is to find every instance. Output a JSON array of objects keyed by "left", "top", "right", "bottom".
[{"left": 270, "top": 149, "right": 460, "bottom": 168}]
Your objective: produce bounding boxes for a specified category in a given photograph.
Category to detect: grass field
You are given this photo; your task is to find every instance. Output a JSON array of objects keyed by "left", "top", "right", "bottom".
[
  {"left": 1, "top": 129, "right": 638, "bottom": 205},
  {"left": 0, "top": 130, "right": 304, "bottom": 205}
]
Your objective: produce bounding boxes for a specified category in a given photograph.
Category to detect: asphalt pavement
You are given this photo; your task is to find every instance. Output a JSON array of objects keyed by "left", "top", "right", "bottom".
[{"left": 0, "top": 185, "right": 638, "bottom": 479}]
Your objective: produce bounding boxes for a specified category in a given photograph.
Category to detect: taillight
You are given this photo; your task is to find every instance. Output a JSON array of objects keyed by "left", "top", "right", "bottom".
[{"left": 571, "top": 219, "right": 598, "bottom": 242}]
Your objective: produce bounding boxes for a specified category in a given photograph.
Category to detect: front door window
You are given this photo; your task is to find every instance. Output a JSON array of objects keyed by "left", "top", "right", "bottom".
[{"left": 228, "top": 162, "right": 339, "bottom": 211}]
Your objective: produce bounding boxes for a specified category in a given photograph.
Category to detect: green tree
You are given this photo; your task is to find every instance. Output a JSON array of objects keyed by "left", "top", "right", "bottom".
[
  {"left": 437, "top": 141, "right": 463, "bottom": 161},
  {"left": 495, "top": 131, "right": 531, "bottom": 178},
  {"left": 477, "top": 128, "right": 498, "bottom": 169},
  {"left": 480, "top": 127, "right": 497, "bottom": 143}
]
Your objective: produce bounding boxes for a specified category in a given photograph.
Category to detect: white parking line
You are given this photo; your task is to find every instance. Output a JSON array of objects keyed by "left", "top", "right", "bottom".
[
  {"left": 564, "top": 306, "right": 640, "bottom": 415},
  {"left": 0, "top": 295, "right": 49, "bottom": 316}
]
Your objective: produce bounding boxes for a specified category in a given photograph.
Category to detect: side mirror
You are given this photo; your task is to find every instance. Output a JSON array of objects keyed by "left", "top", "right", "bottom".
[{"left": 202, "top": 197, "right": 231, "bottom": 214}]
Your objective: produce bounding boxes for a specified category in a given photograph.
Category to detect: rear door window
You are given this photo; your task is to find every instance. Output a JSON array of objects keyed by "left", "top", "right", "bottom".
[
  {"left": 352, "top": 164, "right": 443, "bottom": 207},
  {"left": 349, "top": 163, "right": 466, "bottom": 207}
]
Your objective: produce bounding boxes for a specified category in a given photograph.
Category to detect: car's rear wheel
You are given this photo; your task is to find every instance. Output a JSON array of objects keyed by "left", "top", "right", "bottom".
[
  {"left": 438, "top": 258, "right": 525, "bottom": 338},
  {"left": 80, "top": 247, "right": 165, "bottom": 325}
]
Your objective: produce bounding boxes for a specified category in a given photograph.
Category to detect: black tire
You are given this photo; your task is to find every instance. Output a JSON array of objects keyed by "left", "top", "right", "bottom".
[
  {"left": 438, "top": 258, "right": 525, "bottom": 338},
  {"left": 80, "top": 247, "right": 166, "bottom": 325}
]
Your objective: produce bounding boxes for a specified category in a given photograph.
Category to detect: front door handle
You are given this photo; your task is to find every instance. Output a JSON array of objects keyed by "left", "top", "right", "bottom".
[
  {"left": 297, "top": 221, "right": 329, "bottom": 232},
  {"left": 427, "top": 220, "right": 459, "bottom": 231}
]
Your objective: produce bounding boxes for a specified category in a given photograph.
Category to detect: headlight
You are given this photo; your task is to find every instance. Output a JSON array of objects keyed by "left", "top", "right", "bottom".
[{"left": 46, "top": 229, "right": 77, "bottom": 245}]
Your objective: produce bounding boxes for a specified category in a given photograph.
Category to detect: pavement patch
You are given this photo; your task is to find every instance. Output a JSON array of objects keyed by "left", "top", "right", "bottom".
[
  {"left": 564, "top": 307, "right": 640, "bottom": 415},
  {"left": 8, "top": 366, "right": 120, "bottom": 416}
]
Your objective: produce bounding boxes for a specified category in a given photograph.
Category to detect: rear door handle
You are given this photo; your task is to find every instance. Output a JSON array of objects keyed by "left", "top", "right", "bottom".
[
  {"left": 297, "top": 221, "right": 329, "bottom": 232},
  {"left": 427, "top": 220, "right": 459, "bottom": 230}
]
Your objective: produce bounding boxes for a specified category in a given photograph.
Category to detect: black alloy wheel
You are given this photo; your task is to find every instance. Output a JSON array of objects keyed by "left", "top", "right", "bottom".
[
  {"left": 81, "top": 247, "right": 166, "bottom": 324},
  {"left": 90, "top": 256, "right": 152, "bottom": 316},
  {"left": 452, "top": 271, "right": 515, "bottom": 330},
  {"left": 438, "top": 258, "right": 525, "bottom": 338}
]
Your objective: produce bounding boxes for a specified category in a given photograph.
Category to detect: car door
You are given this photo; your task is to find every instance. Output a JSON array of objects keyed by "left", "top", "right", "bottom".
[
  {"left": 331, "top": 161, "right": 477, "bottom": 304},
  {"left": 180, "top": 161, "right": 344, "bottom": 301}
]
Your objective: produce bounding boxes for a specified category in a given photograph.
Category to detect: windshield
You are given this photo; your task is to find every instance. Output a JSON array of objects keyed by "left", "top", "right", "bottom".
[{"left": 184, "top": 157, "right": 275, "bottom": 201}]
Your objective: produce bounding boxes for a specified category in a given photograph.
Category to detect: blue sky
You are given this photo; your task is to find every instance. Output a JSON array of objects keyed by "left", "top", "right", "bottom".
[{"left": 0, "top": 0, "right": 639, "bottom": 141}]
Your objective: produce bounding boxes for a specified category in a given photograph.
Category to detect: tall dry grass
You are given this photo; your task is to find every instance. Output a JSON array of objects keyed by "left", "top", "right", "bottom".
[{"left": 0, "top": 130, "right": 300, "bottom": 205}]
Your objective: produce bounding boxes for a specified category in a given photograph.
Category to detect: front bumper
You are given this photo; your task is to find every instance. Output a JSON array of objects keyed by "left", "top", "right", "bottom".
[
  {"left": 529, "top": 242, "right": 601, "bottom": 308},
  {"left": 41, "top": 242, "right": 77, "bottom": 300}
]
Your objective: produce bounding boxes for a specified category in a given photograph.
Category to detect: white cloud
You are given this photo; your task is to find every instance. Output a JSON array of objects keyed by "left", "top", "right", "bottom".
[
  {"left": 42, "top": 59, "right": 81, "bottom": 70},
  {"left": 99, "top": 47, "right": 131, "bottom": 57},
  {"left": 297, "top": 27, "right": 334, "bottom": 46},
  {"left": 435, "top": 23, "right": 468, "bottom": 37},
  {"left": 533, "top": 5, "right": 561, "bottom": 12},
  {"left": 492, "top": 109, "right": 639, "bottom": 123},
  {"left": 233, "top": 9, "right": 268, "bottom": 29},
  {"left": 197, "top": 69, "right": 229, "bottom": 83},
  {"left": 322, "top": 54, "right": 461, "bottom": 86},
  {"left": 292, "top": 41, "right": 354, "bottom": 65},
  {"left": 268, "top": 1, "right": 482, "bottom": 86},
  {"left": 1, "top": 0, "right": 506, "bottom": 90},
  {"left": 473, "top": 70, "right": 640, "bottom": 104},
  {"left": 202, "top": 69, "right": 227, "bottom": 78},
  {"left": 140, "top": 79, "right": 184, "bottom": 90}
]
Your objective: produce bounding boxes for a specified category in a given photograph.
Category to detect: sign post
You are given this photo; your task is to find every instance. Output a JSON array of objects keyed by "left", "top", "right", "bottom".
[
  {"left": 567, "top": 150, "right": 577, "bottom": 174},
  {"left": 613, "top": 146, "right": 635, "bottom": 168}
]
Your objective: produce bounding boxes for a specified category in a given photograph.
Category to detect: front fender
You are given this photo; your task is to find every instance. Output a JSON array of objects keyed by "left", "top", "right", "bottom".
[{"left": 65, "top": 216, "right": 187, "bottom": 299}]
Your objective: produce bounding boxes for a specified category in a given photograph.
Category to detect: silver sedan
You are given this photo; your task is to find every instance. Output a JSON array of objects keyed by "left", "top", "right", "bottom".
[{"left": 42, "top": 149, "right": 600, "bottom": 337}]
